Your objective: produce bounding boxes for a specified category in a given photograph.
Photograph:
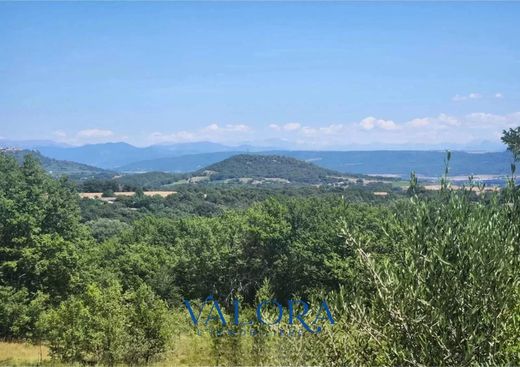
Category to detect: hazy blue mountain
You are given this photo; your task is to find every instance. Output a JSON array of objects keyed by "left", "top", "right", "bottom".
[
  {"left": 22, "top": 138, "right": 512, "bottom": 176},
  {"left": 156, "top": 141, "right": 232, "bottom": 153},
  {"left": 0, "top": 139, "right": 71, "bottom": 149},
  {"left": 37, "top": 142, "right": 165, "bottom": 169},
  {"left": 315, "top": 141, "right": 505, "bottom": 152},
  {"left": 1, "top": 149, "right": 115, "bottom": 180},
  {"left": 37, "top": 141, "right": 270, "bottom": 168},
  {"left": 275, "top": 150, "right": 513, "bottom": 177},
  {"left": 117, "top": 150, "right": 514, "bottom": 178},
  {"left": 117, "top": 151, "right": 240, "bottom": 172},
  {"left": 6, "top": 137, "right": 514, "bottom": 178}
]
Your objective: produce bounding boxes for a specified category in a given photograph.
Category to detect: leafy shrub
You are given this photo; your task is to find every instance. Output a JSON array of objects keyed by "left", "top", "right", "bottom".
[{"left": 39, "top": 282, "right": 173, "bottom": 365}]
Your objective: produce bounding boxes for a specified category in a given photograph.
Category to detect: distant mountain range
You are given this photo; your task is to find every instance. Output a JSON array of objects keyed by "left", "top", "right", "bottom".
[
  {"left": 0, "top": 139, "right": 71, "bottom": 149},
  {"left": 117, "top": 151, "right": 241, "bottom": 172},
  {"left": 268, "top": 150, "right": 514, "bottom": 178},
  {"left": 1, "top": 149, "right": 114, "bottom": 179},
  {"left": 0, "top": 141, "right": 515, "bottom": 179},
  {"left": 36, "top": 142, "right": 231, "bottom": 169},
  {"left": 118, "top": 150, "right": 514, "bottom": 178},
  {"left": 31, "top": 141, "right": 278, "bottom": 169}
]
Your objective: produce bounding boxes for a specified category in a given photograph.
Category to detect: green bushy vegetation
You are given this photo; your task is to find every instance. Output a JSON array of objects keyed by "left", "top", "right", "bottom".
[
  {"left": 115, "top": 172, "right": 186, "bottom": 190},
  {"left": 0, "top": 151, "right": 519, "bottom": 365},
  {"left": 502, "top": 126, "right": 520, "bottom": 160},
  {"left": 79, "top": 183, "right": 398, "bottom": 224}
]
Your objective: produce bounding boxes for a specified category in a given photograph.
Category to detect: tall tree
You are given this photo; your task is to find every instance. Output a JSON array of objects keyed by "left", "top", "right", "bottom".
[
  {"left": 502, "top": 127, "right": 520, "bottom": 160},
  {"left": 0, "top": 153, "right": 85, "bottom": 300}
]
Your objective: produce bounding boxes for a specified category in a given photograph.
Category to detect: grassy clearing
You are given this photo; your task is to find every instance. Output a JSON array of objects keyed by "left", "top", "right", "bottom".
[
  {"left": 0, "top": 336, "right": 215, "bottom": 367},
  {"left": 0, "top": 341, "right": 48, "bottom": 366},
  {"left": 160, "top": 334, "right": 213, "bottom": 366}
]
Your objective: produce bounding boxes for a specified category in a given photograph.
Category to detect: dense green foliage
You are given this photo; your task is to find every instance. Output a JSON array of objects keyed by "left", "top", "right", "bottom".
[
  {"left": 0, "top": 154, "right": 86, "bottom": 302},
  {"left": 0, "top": 152, "right": 518, "bottom": 365},
  {"left": 80, "top": 178, "right": 120, "bottom": 193},
  {"left": 40, "top": 282, "right": 172, "bottom": 364},
  {"left": 79, "top": 183, "right": 398, "bottom": 224},
  {"left": 502, "top": 127, "right": 520, "bottom": 160},
  {"left": 114, "top": 171, "right": 185, "bottom": 190}
]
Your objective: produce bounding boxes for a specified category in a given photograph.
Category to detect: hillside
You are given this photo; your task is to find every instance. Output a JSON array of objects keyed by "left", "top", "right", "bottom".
[
  {"left": 195, "top": 154, "right": 358, "bottom": 184},
  {"left": 1, "top": 149, "right": 115, "bottom": 180}
]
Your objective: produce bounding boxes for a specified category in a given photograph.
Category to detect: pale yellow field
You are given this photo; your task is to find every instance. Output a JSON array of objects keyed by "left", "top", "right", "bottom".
[
  {"left": 0, "top": 341, "right": 49, "bottom": 366},
  {"left": 0, "top": 336, "right": 214, "bottom": 366},
  {"left": 79, "top": 191, "right": 177, "bottom": 199},
  {"left": 0, "top": 333, "right": 265, "bottom": 366}
]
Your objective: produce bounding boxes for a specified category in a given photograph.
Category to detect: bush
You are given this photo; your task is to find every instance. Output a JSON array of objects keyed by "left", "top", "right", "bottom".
[
  {"left": 40, "top": 282, "right": 128, "bottom": 364},
  {"left": 39, "top": 282, "right": 173, "bottom": 365},
  {"left": 86, "top": 218, "right": 129, "bottom": 242},
  {"left": 329, "top": 189, "right": 520, "bottom": 365},
  {"left": 124, "top": 284, "right": 173, "bottom": 364}
]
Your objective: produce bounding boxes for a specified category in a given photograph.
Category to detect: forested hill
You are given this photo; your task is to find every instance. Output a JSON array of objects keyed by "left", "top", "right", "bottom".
[
  {"left": 196, "top": 154, "right": 359, "bottom": 184},
  {"left": 0, "top": 149, "right": 115, "bottom": 179}
]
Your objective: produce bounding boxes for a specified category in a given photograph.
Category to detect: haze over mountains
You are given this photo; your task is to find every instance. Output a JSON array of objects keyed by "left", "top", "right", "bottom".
[
  {"left": 1, "top": 148, "right": 114, "bottom": 179},
  {"left": 116, "top": 150, "right": 514, "bottom": 178},
  {"left": 33, "top": 142, "right": 283, "bottom": 169},
  {"left": 0, "top": 140, "right": 514, "bottom": 179}
]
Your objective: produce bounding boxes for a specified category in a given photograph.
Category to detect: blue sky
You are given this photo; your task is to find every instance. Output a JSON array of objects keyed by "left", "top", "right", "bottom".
[{"left": 1, "top": 2, "right": 519, "bottom": 149}]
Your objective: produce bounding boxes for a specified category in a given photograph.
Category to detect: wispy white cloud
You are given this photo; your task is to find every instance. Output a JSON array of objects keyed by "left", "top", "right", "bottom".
[
  {"left": 269, "top": 123, "right": 301, "bottom": 131},
  {"left": 45, "top": 111, "right": 518, "bottom": 149},
  {"left": 283, "top": 122, "right": 301, "bottom": 131},
  {"left": 452, "top": 93, "right": 482, "bottom": 102},
  {"left": 360, "top": 117, "right": 399, "bottom": 131},
  {"left": 300, "top": 124, "right": 344, "bottom": 136},
  {"left": 77, "top": 129, "right": 114, "bottom": 138},
  {"left": 452, "top": 92, "right": 505, "bottom": 102},
  {"left": 262, "top": 112, "right": 519, "bottom": 149},
  {"left": 149, "top": 131, "right": 196, "bottom": 143},
  {"left": 202, "top": 123, "right": 251, "bottom": 133},
  {"left": 148, "top": 123, "right": 253, "bottom": 144},
  {"left": 408, "top": 118, "right": 430, "bottom": 128},
  {"left": 53, "top": 130, "right": 67, "bottom": 138},
  {"left": 51, "top": 128, "right": 126, "bottom": 145},
  {"left": 406, "top": 114, "right": 460, "bottom": 130}
]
